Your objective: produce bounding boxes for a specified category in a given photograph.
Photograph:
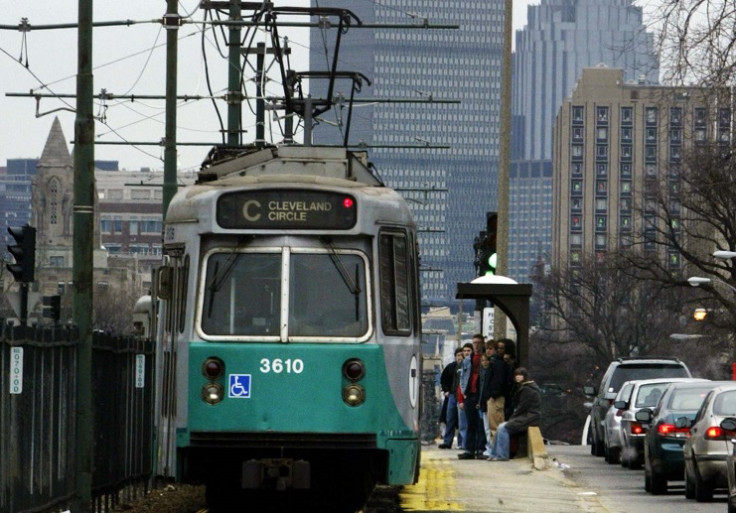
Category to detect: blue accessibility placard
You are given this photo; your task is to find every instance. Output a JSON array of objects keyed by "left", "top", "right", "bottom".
[{"left": 228, "top": 374, "right": 251, "bottom": 398}]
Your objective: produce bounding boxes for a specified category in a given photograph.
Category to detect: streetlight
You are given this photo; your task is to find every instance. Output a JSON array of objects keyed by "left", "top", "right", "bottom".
[
  {"left": 714, "top": 250, "right": 736, "bottom": 259},
  {"left": 688, "top": 276, "right": 736, "bottom": 294}
]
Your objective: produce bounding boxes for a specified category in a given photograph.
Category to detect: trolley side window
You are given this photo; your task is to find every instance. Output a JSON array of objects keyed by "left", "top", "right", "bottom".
[
  {"left": 289, "top": 253, "right": 368, "bottom": 337},
  {"left": 379, "top": 230, "right": 412, "bottom": 336},
  {"left": 201, "top": 253, "right": 282, "bottom": 336}
]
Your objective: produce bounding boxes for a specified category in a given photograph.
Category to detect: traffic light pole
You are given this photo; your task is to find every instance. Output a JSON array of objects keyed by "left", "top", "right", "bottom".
[{"left": 18, "top": 283, "right": 28, "bottom": 328}]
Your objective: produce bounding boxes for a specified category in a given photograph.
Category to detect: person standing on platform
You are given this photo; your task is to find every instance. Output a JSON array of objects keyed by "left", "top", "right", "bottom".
[
  {"left": 457, "top": 334, "right": 486, "bottom": 460},
  {"left": 438, "top": 347, "right": 464, "bottom": 449}
]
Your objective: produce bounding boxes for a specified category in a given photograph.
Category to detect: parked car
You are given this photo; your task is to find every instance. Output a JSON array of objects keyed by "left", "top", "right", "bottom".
[
  {"left": 584, "top": 357, "right": 692, "bottom": 457},
  {"left": 636, "top": 381, "right": 729, "bottom": 494},
  {"left": 602, "top": 381, "right": 635, "bottom": 464},
  {"left": 683, "top": 383, "right": 736, "bottom": 502},
  {"left": 719, "top": 417, "right": 736, "bottom": 513},
  {"left": 618, "top": 378, "right": 707, "bottom": 468}
]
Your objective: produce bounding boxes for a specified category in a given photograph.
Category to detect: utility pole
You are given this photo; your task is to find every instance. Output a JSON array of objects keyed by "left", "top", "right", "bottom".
[
  {"left": 227, "top": 0, "right": 242, "bottom": 146},
  {"left": 73, "top": 0, "right": 94, "bottom": 510},
  {"left": 163, "top": 0, "right": 179, "bottom": 218},
  {"left": 494, "top": 0, "right": 512, "bottom": 342}
]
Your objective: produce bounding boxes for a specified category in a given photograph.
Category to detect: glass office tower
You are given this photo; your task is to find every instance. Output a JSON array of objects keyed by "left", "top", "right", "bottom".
[{"left": 310, "top": 1, "right": 506, "bottom": 306}]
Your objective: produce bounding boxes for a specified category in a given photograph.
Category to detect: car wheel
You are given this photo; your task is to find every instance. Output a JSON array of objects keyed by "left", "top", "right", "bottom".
[
  {"left": 694, "top": 462, "right": 714, "bottom": 502},
  {"left": 620, "top": 451, "right": 629, "bottom": 468},
  {"left": 608, "top": 446, "right": 620, "bottom": 465},
  {"left": 650, "top": 470, "right": 667, "bottom": 495},
  {"left": 592, "top": 424, "right": 604, "bottom": 457},
  {"left": 685, "top": 467, "right": 695, "bottom": 500},
  {"left": 629, "top": 455, "right": 642, "bottom": 471}
]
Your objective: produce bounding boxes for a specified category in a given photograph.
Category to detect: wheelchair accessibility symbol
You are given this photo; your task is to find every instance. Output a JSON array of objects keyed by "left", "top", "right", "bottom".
[{"left": 228, "top": 374, "right": 251, "bottom": 398}]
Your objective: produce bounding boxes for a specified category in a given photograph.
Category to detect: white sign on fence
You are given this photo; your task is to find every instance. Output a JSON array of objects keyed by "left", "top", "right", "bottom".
[
  {"left": 135, "top": 354, "right": 145, "bottom": 388},
  {"left": 10, "top": 347, "right": 23, "bottom": 394}
]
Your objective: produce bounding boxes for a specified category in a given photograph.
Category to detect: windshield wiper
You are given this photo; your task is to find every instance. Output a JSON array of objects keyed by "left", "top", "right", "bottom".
[
  {"left": 321, "top": 238, "right": 361, "bottom": 296},
  {"left": 205, "top": 253, "right": 242, "bottom": 317}
]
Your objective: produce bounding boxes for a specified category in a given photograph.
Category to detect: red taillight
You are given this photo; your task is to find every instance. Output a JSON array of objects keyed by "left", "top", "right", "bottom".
[
  {"left": 706, "top": 426, "right": 725, "bottom": 440},
  {"left": 202, "top": 357, "right": 225, "bottom": 380},
  {"left": 657, "top": 423, "right": 690, "bottom": 437},
  {"left": 630, "top": 422, "right": 645, "bottom": 435},
  {"left": 343, "top": 197, "right": 354, "bottom": 209}
]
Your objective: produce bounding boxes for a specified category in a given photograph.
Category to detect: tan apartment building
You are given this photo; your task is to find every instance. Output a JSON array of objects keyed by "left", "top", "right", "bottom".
[{"left": 551, "top": 66, "right": 730, "bottom": 269}]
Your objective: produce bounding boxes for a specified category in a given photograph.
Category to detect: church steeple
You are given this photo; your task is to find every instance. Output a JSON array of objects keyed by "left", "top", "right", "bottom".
[{"left": 38, "top": 117, "right": 73, "bottom": 170}]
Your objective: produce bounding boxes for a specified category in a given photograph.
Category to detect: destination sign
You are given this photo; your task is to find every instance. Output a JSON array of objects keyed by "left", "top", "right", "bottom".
[{"left": 217, "top": 190, "right": 357, "bottom": 229}]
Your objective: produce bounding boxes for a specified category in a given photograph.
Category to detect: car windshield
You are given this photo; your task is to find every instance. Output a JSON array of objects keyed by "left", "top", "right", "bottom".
[
  {"left": 608, "top": 364, "right": 689, "bottom": 393},
  {"left": 201, "top": 250, "right": 368, "bottom": 338},
  {"left": 635, "top": 384, "right": 667, "bottom": 408},
  {"left": 713, "top": 390, "right": 736, "bottom": 416},
  {"left": 667, "top": 387, "right": 711, "bottom": 411}
]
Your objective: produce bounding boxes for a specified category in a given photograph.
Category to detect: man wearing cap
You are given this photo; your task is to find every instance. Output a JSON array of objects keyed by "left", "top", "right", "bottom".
[{"left": 486, "top": 367, "right": 541, "bottom": 461}]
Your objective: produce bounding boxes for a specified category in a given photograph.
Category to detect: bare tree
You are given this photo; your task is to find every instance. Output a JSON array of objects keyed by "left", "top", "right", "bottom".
[
  {"left": 624, "top": 142, "right": 736, "bottom": 330},
  {"left": 652, "top": 0, "right": 736, "bottom": 87},
  {"left": 535, "top": 252, "right": 687, "bottom": 364},
  {"left": 93, "top": 285, "right": 138, "bottom": 335}
]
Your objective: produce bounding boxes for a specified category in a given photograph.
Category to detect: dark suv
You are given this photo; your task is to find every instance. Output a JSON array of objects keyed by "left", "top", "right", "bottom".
[{"left": 584, "top": 357, "right": 692, "bottom": 457}]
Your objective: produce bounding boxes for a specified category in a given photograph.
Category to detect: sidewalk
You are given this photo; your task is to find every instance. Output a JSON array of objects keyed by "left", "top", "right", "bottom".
[{"left": 400, "top": 443, "right": 610, "bottom": 512}]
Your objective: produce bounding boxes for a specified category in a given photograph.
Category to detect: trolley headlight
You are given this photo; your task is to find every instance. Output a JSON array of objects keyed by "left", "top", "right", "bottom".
[
  {"left": 342, "top": 358, "right": 365, "bottom": 381},
  {"left": 342, "top": 384, "right": 366, "bottom": 406},
  {"left": 202, "top": 357, "right": 225, "bottom": 380},
  {"left": 202, "top": 382, "right": 224, "bottom": 405}
]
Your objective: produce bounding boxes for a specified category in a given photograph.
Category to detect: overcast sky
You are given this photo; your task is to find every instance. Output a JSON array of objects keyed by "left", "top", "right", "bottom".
[{"left": 0, "top": 1, "right": 535, "bottom": 172}]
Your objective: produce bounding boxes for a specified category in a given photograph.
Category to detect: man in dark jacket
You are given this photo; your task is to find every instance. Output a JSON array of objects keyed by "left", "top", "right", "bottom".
[
  {"left": 438, "top": 347, "right": 464, "bottom": 449},
  {"left": 486, "top": 367, "right": 541, "bottom": 461}
]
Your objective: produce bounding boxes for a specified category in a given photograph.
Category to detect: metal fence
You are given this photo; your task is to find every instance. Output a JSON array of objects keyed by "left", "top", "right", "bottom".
[{"left": 0, "top": 323, "right": 155, "bottom": 513}]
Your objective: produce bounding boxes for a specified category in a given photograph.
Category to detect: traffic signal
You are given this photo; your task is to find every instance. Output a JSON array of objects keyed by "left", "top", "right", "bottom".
[
  {"left": 42, "top": 295, "right": 61, "bottom": 322},
  {"left": 479, "top": 212, "right": 498, "bottom": 276},
  {"left": 6, "top": 225, "right": 36, "bottom": 283}
]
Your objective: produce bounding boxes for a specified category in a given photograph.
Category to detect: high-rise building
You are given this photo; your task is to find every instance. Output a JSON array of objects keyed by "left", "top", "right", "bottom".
[
  {"left": 552, "top": 67, "right": 725, "bottom": 267},
  {"left": 309, "top": 1, "right": 506, "bottom": 306},
  {"left": 510, "top": 0, "right": 659, "bottom": 282}
]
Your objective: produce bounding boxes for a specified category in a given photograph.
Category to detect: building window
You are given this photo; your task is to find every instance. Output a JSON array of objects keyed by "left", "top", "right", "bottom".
[
  {"left": 670, "top": 128, "right": 682, "bottom": 142},
  {"left": 646, "top": 107, "right": 658, "bottom": 126},
  {"left": 646, "top": 128, "right": 657, "bottom": 142},
  {"left": 621, "top": 127, "right": 632, "bottom": 142},
  {"left": 620, "top": 198, "right": 632, "bottom": 212},
  {"left": 694, "top": 107, "right": 706, "bottom": 126},
  {"left": 669, "top": 252, "right": 681, "bottom": 268},
  {"left": 695, "top": 127, "right": 707, "bottom": 143},
  {"left": 670, "top": 145, "right": 682, "bottom": 162},
  {"left": 596, "top": 180, "right": 607, "bottom": 195},
  {"left": 572, "top": 106, "right": 584, "bottom": 124},
  {"left": 620, "top": 216, "right": 632, "bottom": 231},
  {"left": 670, "top": 107, "right": 683, "bottom": 126},
  {"left": 621, "top": 181, "right": 632, "bottom": 196},
  {"left": 597, "top": 106, "right": 609, "bottom": 124},
  {"left": 50, "top": 256, "right": 65, "bottom": 267},
  {"left": 645, "top": 164, "right": 657, "bottom": 178},
  {"left": 621, "top": 107, "right": 633, "bottom": 125},
  {"left": 719, "top": 108, "right": 731, "bottom": 128},
  {"left": 621, "top": 145, "right": 632, "bottom": 161},
  {"left": 596, "top": 163, "right": 608, "bottom": 177},
  {"left": 571, "top": 163, "right": 583, "bottom": 175},
  {"left": 570, "top": 233, "right": 582, "bottom": 246},
  {"left": 595, "top": 198, "right": 607, "bottom": 211},
  {"left": 571, "top": 180, "right": 583, "bottom": 195},
  {"left": 571, "top": 198, "right": 582, "bottom": 211},
  {"left": 596, "top": 215, "right": 607, "bottom": 231},
  {"left": 595, "top": 234, "right": 607, "bottom": 249},
  {"left": 669, "top": 164, "right": 681, "bottom": 179},
  {"left": 596, "top": 145, "right": 608, "bottom": 160},
  {"left": 571, "top": 215, "right": 582, "bottom": 231},
  {"left": 571, "top": 144, "right": 584, "bottom": 160},
  {"left": 620, "top": 163, "right": 631, "bottom": 177},
  {"left": 572, "top": 127, "right": 584, "bottom": 141},
  {"left": 645, "top": 145, "right": 657, "bottom": 162},
  {"left": 597, "top": 127, "right": 608, "bottom": 141}
]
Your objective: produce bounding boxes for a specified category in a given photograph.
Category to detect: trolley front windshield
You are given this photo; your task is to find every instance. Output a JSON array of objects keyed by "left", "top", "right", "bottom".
[{"left": 200, "top": 249, "right": 369, "bottom": 340}]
